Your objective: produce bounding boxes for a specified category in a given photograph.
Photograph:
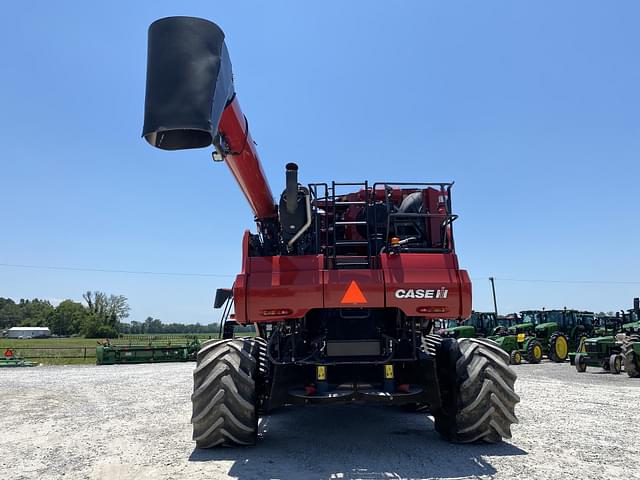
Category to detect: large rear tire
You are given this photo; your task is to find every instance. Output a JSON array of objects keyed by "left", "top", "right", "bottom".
[
  {"left": 433, "top": 337, "right": 520, "bottom": 443},
  {"left": 526, "top": 339, "right": 543, "bottom": 364},
  {"left": 548, "top": 332, "right": 569, "bottom": 363},
  {"left": 623, "top": 335, "right": 640, "bottom": 378},
  {"left": 191, "top": 338, "right": 261, "bottom": 448}
]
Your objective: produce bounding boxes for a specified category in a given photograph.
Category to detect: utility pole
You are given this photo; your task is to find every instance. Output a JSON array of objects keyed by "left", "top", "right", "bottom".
[{"left": 489, "top": 277, "right": 498, "bottom": 317}]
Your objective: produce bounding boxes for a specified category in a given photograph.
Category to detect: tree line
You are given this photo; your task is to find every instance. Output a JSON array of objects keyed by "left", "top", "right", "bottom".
[
  {"left": 119, "top": 318, "right": 220, "bottom": 335},
  {"left": 0, "top": 292, "right": 221, "bottom": 338}
]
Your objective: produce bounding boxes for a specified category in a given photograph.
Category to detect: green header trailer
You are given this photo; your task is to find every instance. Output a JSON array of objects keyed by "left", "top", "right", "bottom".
[
  {"left": 1, "top": 349, "right": 38, "bottom": 368},
  {"left": 96, "top": 339, "right": 201, "bottom": 365}
]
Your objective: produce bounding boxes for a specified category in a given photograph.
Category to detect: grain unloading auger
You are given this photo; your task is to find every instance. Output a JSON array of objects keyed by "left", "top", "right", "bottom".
[{"left": 142, "top": 16, "right": 519, "bottom": 447}]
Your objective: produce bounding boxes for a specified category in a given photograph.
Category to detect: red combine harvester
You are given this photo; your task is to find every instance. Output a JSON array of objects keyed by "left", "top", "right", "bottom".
[{"left": 142, "top": 17, "right": 519, "bottom": 447}]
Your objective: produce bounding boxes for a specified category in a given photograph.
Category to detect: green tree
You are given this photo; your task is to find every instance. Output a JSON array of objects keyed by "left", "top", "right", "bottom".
[
  {"left": 19, "top": 299, "right": 54, "bottom": 327},
  {"left": 82, "top": 291, "right": 130, "bottom": 334},
  {"left": 0, "top": 299, "right": 23, "bottom": 329},
  {"left": 47, "top": 300, "right": 88, "bottom": 336},
  {"left": 81, "top": 313, "right": 118, "bottom": 338}
]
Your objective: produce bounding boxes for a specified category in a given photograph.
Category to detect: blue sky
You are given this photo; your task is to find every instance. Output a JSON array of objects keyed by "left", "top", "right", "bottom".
[{"left": 1, "top": 1, "right": 638, "bottom": 324}]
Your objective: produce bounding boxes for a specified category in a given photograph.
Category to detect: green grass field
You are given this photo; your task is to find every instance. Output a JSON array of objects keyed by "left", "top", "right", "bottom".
[{"left": 0, "top": 334, "right": 220, "bottom": 365}]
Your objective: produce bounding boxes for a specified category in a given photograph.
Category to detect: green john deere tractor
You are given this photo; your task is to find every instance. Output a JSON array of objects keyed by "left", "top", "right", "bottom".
[
  {"left": 573, "top": 336, "right": 625, "bottom": 374},
  {"left": 529, "top": 309, "right": 595, "bottom": 363},
  {"left": 593, "top": 315, "right": 623, "bottom": 337},
  {"left": 622, "top": 334, "right": 640, "bottom": 378},
  {"left": 491, "top": 310, "right": 544, "bottom": 365},
  {"left": 443, "top": 311, "right": 513, "bottom": 338},
  {"left": 620, "top": 298, "right": 640, "bottom": 377}
]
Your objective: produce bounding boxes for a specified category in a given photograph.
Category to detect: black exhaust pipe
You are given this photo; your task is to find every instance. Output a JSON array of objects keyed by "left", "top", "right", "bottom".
[
  {"left": 285, "top": 163, "right": 299, "bottom": 214},
  {"left": 142, "top": 16, "right": 234, "bottom": 150},
  {"left": 634, "top": 297, "right": 639, "bottom": 314}
]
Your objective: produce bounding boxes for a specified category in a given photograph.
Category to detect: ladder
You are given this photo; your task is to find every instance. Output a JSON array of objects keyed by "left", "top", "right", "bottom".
[{"left": 330, "top": 181, "right": 371, "bottom": 269}]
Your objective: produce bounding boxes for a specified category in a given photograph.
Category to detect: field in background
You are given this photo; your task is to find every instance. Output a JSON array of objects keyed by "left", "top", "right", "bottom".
[{"left": 0, "top": 334, "right": 219, "bottom": 365}]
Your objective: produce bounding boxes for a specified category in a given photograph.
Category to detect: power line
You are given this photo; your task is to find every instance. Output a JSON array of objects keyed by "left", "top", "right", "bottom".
[
  {"left": 0, "top": 262, "right": 638, "bottom": 285},
  {"left": 476, "top": 276, "right": 640, "bottom": 286},
  {"left": 0, "top": 263, "right": 235, "bottom": 278}
]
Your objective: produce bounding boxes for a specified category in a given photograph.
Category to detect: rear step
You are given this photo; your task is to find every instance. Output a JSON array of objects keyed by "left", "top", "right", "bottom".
[{"left": 334, "top": 256, "right": 371, "bottom": 269}]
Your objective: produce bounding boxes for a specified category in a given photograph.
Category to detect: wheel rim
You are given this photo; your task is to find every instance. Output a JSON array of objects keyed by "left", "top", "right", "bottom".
[
  {"left": 555, "top": 336, "right": 568, "bottom": 359},
  {"left": 515, "top": 352, "right": 521, "bottom": 364},
  {"left": 534, "top": 345, "right": 542, "bottom": 360}
]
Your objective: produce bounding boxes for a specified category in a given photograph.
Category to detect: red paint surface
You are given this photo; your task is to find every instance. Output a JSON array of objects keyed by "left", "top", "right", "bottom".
[
  {"left": 232, "top": 234, "right": 472, "bottom": 323},
  {"left": 219, "top": 98, "right": 276, "bottom": 220}
]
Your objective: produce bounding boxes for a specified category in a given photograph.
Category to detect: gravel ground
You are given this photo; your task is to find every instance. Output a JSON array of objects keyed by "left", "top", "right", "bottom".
[{"left": 1, "top": 361, "right": 639, "bottom": 480}]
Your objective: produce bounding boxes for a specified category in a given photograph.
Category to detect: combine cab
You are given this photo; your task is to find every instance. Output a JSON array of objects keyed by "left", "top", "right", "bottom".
[{"left": 141, "top": 16, "right": 520, "bottom": 446}]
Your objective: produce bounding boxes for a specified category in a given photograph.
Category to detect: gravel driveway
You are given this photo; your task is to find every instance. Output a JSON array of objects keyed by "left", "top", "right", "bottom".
[{"left": 1, "top": 361, "right": 639, "bottom": 480}]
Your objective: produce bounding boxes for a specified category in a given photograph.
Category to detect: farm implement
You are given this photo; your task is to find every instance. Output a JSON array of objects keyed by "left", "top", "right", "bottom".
[
  {"left": 140, "top": 16, "right": 520, "bottom": 446},
  {"left": 96, "top": 339, "right": 201, "bottom": 365},
  {"left": 1, "top": 349, "right": 37, "bottom": 368}
]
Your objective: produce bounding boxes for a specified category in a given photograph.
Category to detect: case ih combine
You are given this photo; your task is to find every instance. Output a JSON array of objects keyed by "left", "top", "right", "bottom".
[{"left": 142, "top": 16, "right": 519, "bottom": 447}]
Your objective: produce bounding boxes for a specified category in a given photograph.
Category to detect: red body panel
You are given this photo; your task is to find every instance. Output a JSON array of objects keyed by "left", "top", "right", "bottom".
[
  {"left": 246, "top": 255, "right": 324, "bottom": 321},
  {"left": 233, "top": 234, "right": 472, "bottom": 324},
  {"left": 381, "top": 254, "right": 471, "bottom": 318},
  {"left": 324, "top": 269, "right": 385, "bottom": 308}
]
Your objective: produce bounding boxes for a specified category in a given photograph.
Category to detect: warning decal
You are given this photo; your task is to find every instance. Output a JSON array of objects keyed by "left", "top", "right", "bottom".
[{"left": 340, "top": 280, "right": 367, "bottom": 304}]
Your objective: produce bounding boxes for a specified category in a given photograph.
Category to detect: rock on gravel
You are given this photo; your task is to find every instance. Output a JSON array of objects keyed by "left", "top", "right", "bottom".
[{"left": 1, "top": 361, "right": 639, "bottom": 480}]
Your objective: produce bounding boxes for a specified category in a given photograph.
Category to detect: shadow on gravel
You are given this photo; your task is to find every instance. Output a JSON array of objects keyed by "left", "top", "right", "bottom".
[{"left": 189, "top": 405, "right": 527, "bottom": 480}]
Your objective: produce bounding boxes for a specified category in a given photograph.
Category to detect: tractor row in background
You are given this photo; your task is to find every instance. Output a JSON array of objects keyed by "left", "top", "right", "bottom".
[
  {"left": 443, "top": 308, "right": 594, "bottom": 365},
  {"left": 442, "top": 298, "right": 640, "bottom": 377},
  {"left": 571, "top": 299, "right": 640, "bottom": 377}
]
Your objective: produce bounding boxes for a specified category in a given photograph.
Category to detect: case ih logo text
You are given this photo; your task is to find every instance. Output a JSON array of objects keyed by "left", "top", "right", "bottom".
[{"left": 394, "top": 288, "right": 448, "bottom": 299}]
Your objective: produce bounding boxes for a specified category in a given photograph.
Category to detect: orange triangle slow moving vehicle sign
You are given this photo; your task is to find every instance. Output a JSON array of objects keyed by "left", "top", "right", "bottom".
[{"left": 340, "top": 280, "right": 367, "bottom": 304}]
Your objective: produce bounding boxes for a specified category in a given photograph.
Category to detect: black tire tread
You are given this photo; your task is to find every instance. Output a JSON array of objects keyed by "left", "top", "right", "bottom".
[
  {"left": 526, "top": 339, "right": 542, "bottom": 364},
  {"left": 191, "top": 338, "right": 260, "bottom": 447},
  {"left": 435, "top": 338, "right": 520, "bottom": 443},
  {"left": 421, "top": 334, "right": 442, "bottom": 357},
  {"left": 623, "top": 335, "right": 640, "bottom": 378}
]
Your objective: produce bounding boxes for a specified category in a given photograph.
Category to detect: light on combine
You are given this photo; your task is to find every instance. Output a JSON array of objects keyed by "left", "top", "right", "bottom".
[
  {"left": 417, "top": 306, "right": 449, "bottom": 314},
  {"left": 260, "top": 309, "right": 293, "bottom": 317}
]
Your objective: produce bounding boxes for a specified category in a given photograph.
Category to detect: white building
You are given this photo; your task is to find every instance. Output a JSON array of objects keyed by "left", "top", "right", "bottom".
[{"left": 7, "top": 327, "right": 51, "bottom": 339}]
